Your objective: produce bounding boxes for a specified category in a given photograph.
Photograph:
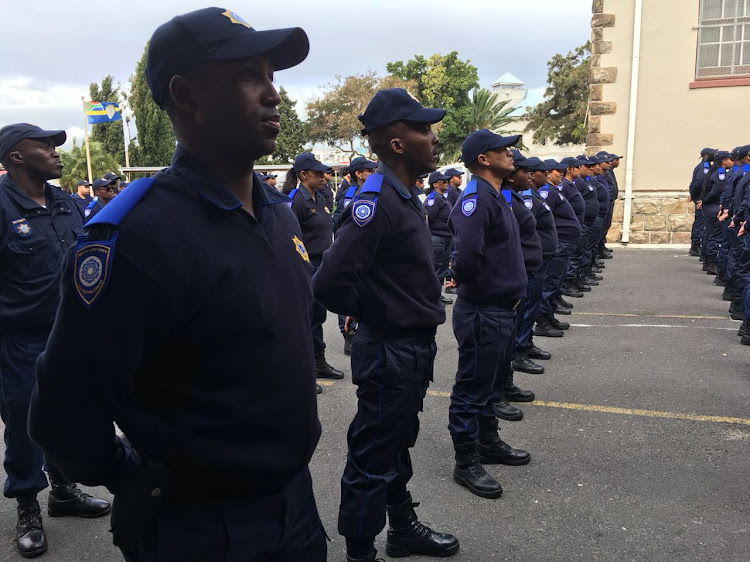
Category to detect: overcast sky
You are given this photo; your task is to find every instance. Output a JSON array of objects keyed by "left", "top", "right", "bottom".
[{"left": 0, "top": 0, "right": 592, "bottom": 149}]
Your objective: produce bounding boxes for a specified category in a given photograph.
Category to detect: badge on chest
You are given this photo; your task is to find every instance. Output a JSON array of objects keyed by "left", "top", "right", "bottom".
[{"left": 11, "top": 218, "right": 32, "bottom": 237}]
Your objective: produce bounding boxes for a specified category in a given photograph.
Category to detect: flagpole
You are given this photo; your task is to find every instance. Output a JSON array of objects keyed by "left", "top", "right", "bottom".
[
  {"left": 81, "top": 97, "right": 93, "bottom": 184},
  {"left": 121, "top": 101, "right": 130, "bottom": 170}
]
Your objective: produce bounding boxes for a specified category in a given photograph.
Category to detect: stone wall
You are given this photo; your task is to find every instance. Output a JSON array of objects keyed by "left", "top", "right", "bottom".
[{"left": 607, "top": 193, "right": 695, "bottom": 244}]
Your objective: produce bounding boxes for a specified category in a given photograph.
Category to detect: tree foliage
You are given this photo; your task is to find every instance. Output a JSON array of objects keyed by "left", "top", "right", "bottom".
[
  {"left": 524, "top": 42, "right": 591, "bottom": 146},
  {"left": 258, "top": 87, "right": 308, "bottom": 164},
  {"left": 128, "top": 43, "right": 176, "bottom": 167},
  {"left": 306, "top": 72, "right": 414, "bottom": 157},
  {"left": 470, "top": 88, "right": 516, "bottom": 133},
  {"left": 59, "top": 140, "right": 121, "bottom": 192},
  {"left": 386, "top": 52, "right": 479, "bottom": 161},
  {"left": 89, "top": 75, "right": 125, "bottom": 163}
]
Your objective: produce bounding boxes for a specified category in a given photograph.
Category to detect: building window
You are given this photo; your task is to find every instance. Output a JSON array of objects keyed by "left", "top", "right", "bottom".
[{"left": 696, "top": 0, "right": 750, "bottom": 79}]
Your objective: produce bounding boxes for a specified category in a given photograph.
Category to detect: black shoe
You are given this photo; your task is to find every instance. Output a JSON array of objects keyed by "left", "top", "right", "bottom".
[
  {"left": 534, "top": 320, "right": 564, "bottom": 338},
  {"left": 453, "top": 443, "right": 503, "bottom": 499},
  {"left": 595, "top": 260, "right": 606, "bottom": 267},
  {"left": 702, "top": 261, "right": 709, "bottom": 271},
  {"left": 512, "top": 353, "right": 544, "bottom": 374},
  {"left": 575, "top": 280, "right": 592, "bottom": 293},
  {"left": 590, "top": 266, "right": 603, "bottom": 273},
  {"left": 445, "top": 287, "right": 457, "bottom": 294},
  {"left": 525, "top": 344, "right": 551, "bottom": 360},
  {"left": 315, "top": 353, "right": 344, "bottom": 379},
  {"left": 47, "top": 485, "right": 111, "bottom": 518},
  {"left": 739, "top": 322, "right": 746, "bottom": 338},
  {"left": 440, "top": 295, "right": 453, "bottom": 305},
  {"left": 386, "top": 493, "right": 460, "bottom": 558},
  {"left": 504, "top": 384, "right": 535, "bottom": 403},
  {"left": 557, "top": 296, "right": 574, "bottom": 309},
  {"left": 16, "top": 501, "right": 47, "bottom": 558},
  {"left": 343, "top": 333, "right": 353, "bottom": 355},
  {"left": 580, "top": 277, "right": 599, "bottom": 287},
  {"left": 588, "top": 273, "right": 604, "bottom": 281},
  {"left": 714, "top": 276, "right": 727, "bottom": 287},
  {"left": 553, "top": 304, "right": 571, "bottom": 315},
  {"left": 600, "top": 253, "right": 613, "bottom": 259},
  {"left": 563, "top": 285, "right": 584, "bottom": 298},
  {"left": 494, "top": 400, "right": 523, "bottom": 421},
  {"left": 477, "top": 424, "right": 531, "bottom": 466},
  {"left": 706, "top": 262, "right": 717, "bottom": 275},
  {"left": 347, "top": 553, "right": 384, "bottom": 562},
  {"left": 316, "top": 384, "right": 322, "bottom": 394},
  {"left": 689, "top": 244, "right": 701, "bottom": 256},
  {"left": 547, "top": 314, "right": 570, "bottom": 331},
  {"left": 741, "top": 334, "right": 750, "bottom": 346},
  {"left": 722, "top": 288, "right": 733, "bottom": 301}
]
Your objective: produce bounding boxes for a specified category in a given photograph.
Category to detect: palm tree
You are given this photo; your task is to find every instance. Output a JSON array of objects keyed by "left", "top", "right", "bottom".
[
  {"left": 59, "top": 140, "right": 122, "bottom": 192},
  {"left": 470, "top": 87, "right": 517, "bottom": 133}
]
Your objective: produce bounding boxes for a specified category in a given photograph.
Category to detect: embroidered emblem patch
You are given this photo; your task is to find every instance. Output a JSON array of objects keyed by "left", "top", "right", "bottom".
[
  {"left": 292, "top": 235, "right": 310, "bottom": 263},
  {"left": 12, "top": 218, "right": 32, "bottom": 237},
  {"left": 352, "top": 200, "right": 375, "bottom": 227},
  {"left": 540, "top": 190, "right": 549, "bottom": 199},
  {"left": 719, "top": 171, "right": 726, "bottom": 180},
  {"left": 221, "top": 10, "right": 250, "bottom": 27},
  {"left": 462, "top": 199, "right": 476, "bottom": 216},
  {"left": 428, "top": 198, "right": 435, "bottom": 206},
  {"left": 343, "top": 199, "right": 352, "bottom": 208},
  {"left": 74, "top": 239, "right": 115, "bottom": 308},
  {"left": 524, "top": 199, "right": 533, "bottom": 209}
]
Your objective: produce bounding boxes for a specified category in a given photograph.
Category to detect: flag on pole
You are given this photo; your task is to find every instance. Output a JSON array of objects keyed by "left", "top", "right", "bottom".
[{"left": 85, "top": 101, "right": 122, "bottom": 124}]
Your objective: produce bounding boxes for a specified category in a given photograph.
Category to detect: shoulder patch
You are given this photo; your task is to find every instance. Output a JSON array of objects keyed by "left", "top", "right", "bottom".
[
  {"left": 73, "top": 234, "right": 116, "bottom": 309},
  {"left": 427, "top": 198, "right": 435, "bottom": 206},
  {"left": 461, "top": 198, "right": 476, "bottom": 216},
  {"left": 719, "top": 171, "right": 726, "bottom": 181},
  {"left": 540, "top": 189, "right": 549, "bottom": 199},
  {"left": 352, "top": 200, "right": 376, "bottom": 227}
]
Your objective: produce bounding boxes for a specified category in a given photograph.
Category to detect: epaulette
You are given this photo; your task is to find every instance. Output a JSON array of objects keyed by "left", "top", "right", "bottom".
[
  {"left": 74, "top": 176, "right": 156, "bottom": 309},
  {"left": 460, "top": 180, "right": 478, "bottom": 216},
  {"left": 351, "top": 173, "right": 384, "bottom": 227},
  {"left": 287, "top": 187, "right": 299, "bottom": 207},
  {"left": 342, "top": 184, "right": 357, "bottom": 208},
  {"left": 426, "top": 191, "right": 437, "bottom": 206},
  {"left": 539, "top": 184, "right": 550, "bottom": 200},
  {"left": 521, "top": 188, "right": 534, "bottom": 210}
]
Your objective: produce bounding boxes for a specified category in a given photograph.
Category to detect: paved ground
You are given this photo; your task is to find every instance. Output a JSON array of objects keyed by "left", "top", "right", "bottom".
[{"left": 1, "top": 247, "right": 748, "bottom": 561}]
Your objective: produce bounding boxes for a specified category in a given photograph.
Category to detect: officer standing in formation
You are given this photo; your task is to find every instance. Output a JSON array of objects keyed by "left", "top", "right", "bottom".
[
  {"left": 313, "top": 88, "right": 459, "bottom": 561},
  {"left": 29, "top": 8, "right": 327, "bottom": 560},
  {"left": 0, "top": 124, "right": 111, "bottom": 558},
  {"left": 71, "top": 179, "right": 93, "bottom": 210},
  {"left": 688, "top": 148, "right": 715, "bottom": 256},
  {"left": 286, "top": 152, "right": 344, "bottom": 384},
  {"left": 424, "top": 170, "right": 454, "bottom": 306},
  {"left": 84, "top": 176, "right": 119, "bottom": 221}
]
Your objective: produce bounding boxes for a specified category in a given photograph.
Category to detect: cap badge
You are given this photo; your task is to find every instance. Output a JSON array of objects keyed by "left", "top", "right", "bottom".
[
  {"left": 221, "top": 10, "right": 250, "bottom": 28},
  {"left": 292, "top": 235, "right": 310, "bottom": 263}
]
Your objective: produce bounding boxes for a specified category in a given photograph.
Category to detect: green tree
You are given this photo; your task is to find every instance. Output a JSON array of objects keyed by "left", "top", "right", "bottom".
[
  {"left": 128, "top": 43, "right": 176, "bottom": 167},
  {"left": 88, "top": 75, "right": 125, "bottom": 163},
  {"left": 306, "top": 72, "right": 414, "bottom": 157},
  {"left": 470, "top": 88, "right": 516, "bottom": 132},
  {"left": 524, "top": 42, "right": 591, "bottom": 146},
  {"left": 59, "top": 140, "right": 121, "bottom": 192},
  {"left": 258, "top": 87, "right": 308, "bottom": 164},
  {"left": 386, "top": 52, "right": 479, "bottom": 161}
]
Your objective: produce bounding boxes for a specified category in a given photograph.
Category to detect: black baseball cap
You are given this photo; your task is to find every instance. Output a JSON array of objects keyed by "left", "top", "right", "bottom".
[
  {"left": 545, "top": 158, "right": 568, "bottom": 172},
  {"left": 523, "top": 157, "right": 543, "bottom": 171},
  {"left": 146, "top": 7, "right": 310, "bottom": 108},
  {"left": 0, "top": 123, "right": 66, "bottom": 162},
  {"left": 700, "top": 147, "right": 716, "bottom": 157},
  {"left": 560, "top": 157, "right": 580, "bottom": 168},
  {"left": 460, "top": 129, "right": 521, "bottom": 167},
  {"left": 428, "top": 171, "right": 449, "bottom": 184},
  {"left": 349, "top": 156, "right": 378, "bottom": 175},
  {"left": 292, "top": 152, "right": 330, "bottom": 173},
  {"left": 715, "top": 150, "right": 732, "bottom": 161},
  {"left": 92, "top": 178, "right": 115, "bottom": 190},
  {"left": 595, "top": 151, "right": 615, "bottom": 163},
  {"left": 509, "top": 149, "right": 530, "bottom": 169},
  {"left": 417, "top": 173, "right": 429, "bottom": 180},
  {"left": 443, "top": 167, "right": 464, "bottom": 178},
  {"left": 76, "top": 179, "right": 92, "bottom": 186},
  {"left": 103, "top": 171, "right": 121, "bottom": 180},
  {"left": 359, "top": 88, "right": 445, "bottom": 135}
]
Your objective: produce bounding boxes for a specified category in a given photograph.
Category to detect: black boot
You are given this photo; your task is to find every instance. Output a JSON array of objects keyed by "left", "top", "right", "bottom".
[
  {"left": 504, "top": 372, "right": 535, "bottom": 402},
  {"left": 557, "top": 296, "right": 574, "bottom": 309},
  {"left": 385, "top": 493, "right": 459, "bottom": 558},
  {"left": 689, "top": 243, "right": 701, "bottom": 257},
  {"left": 739, "top": 321, "right": 747, "bottom": 338},
  {"left": 315, "top": 352, "right": 344, "bottom": 379},
  {"left": 706, "top": 261, "right": 717, "bottom": 275},
  {"left": 477, "top": 419, "right": 531, "bottom": 466},
  {"left": 343, "top": 332, "right": 353, "bottom": 355},
  {"left": 547, "top": 314, "right": 570, "bottom": 331},
  {"left": 722, "top": 287, "right": 733, "bottom": 301},
  {"left": 575, "top": 276, "right": 592, "bottom": 292},
  {"left": 512, "top": 351, "right": 544, "bottom": 374},
  {"left": 534, "top": 316, "right": 564, "bottom": 337},
  {"left": 742, "top": 330, "right": 750, "bottom": 346},
  {"left": 525, "top": 344, "right": 551, "bottom": 360},
  {"left": 494, "top": 399, "right": 523, "bottom": 421},
  {"left": 16, "top": 499, "right": 47, "bottom": 558},
  {"left": 347, "top": 552, "right": 384, "bottom": 562},
  {"left": 47, "top": 482, "right": 111, "bottom": 519},
  {"left": 715, "top": 275, "right": 727, "bottom": 287},
  {"left": 453, "top": 443, "right": 503, "bottom": 499},
  {"left": 729, "top": 297, "right": 744, "bottom": 320},
  {"left": 563, "top": 284, "right": 584, "bottom": 298},
  {"left": 553, "top": 302, "right": 571, "bottom": 315},
  {"left": 316, "top": 383, "right": 322, "bottom": 394}
]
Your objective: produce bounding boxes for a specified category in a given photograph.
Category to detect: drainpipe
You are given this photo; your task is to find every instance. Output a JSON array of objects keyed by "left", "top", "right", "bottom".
[{"left": 621, "top": 0, "right": 643, "bottom": 243}]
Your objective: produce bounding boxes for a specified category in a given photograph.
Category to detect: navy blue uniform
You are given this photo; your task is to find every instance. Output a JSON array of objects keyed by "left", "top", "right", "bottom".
[
  {"left": 312, "top": 163, "right": 445, "bottom": 541},
  {"left": 575, "top": 177, "right": 599, "bottom": 227},
  {"left": 425, "top": 190, "right": 452, "bottom": 281},
  {"left": 509, "top": 190, "right": 542, "bottom": 276},
  {"left": 702, "top": 167, "right": 731, "bottom": 264},
  {"left": 71, "top": 193, "right": 93, "bottom": 212},
  {"left": 581, "top": 176, "right": 605, "bottom": 269},
  {"left": 0, "top": 174, "right": 84, "bottom": 500},
  {"left": 446, "top": 185, "right": 462, "bottom": 206},
  {"left": 448, "top": 178, "right": 525, "bottom": 444},
  {"left": 84, "top": 199, "right": 105, "bottom": 223},
  {"left": 689, "top": 160, "right": 710, "bottom": 249},
  {"left": 29, "top": 146, "right": 324, "bottom": 557},
  {"left": 561, "top": 178, "right": 586, "bottom": 227}
]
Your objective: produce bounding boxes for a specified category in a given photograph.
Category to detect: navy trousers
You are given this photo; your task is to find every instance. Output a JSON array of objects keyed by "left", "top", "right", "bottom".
[
  {"left": 338, "top": 325, "right": 436, "bottom": 540},
  {"left": 540, "top": 241, "right": 577, "bottom": 316},
  {"left": 515, "top": 261, "right": 548, "bottom": 350},
  {"left": 567, "top": 224, "right": 590, "bottom": 282},
  {"left": 431, "top": 235, "right": 452, "bottom": 282},
  {"left": 582, "top": 217, "right": 603, "bottom": 269},
  {"left": 703, "top": 204, "right": 722, "bottom": 263},
  {"left": 122, "top": 468, "right": 327, "bottom": 562},
  {"left": 744, "top": 234, "right": 750, "bottom": 321},
  {"left": 449, "top": 299, "right": 516, "bottom": 444},
  {"left": 0, "top": 331, "right": 51, "bottom": 499},
  {"left": 309, "top": 258, "right": 327, "bottom": 355},
  {"left": 717, "top": 220, "right": 731, "bottom": 278},
  {"left": 733, "top": 236, "right": 750, "bottom": 296},
  {"left": 691, "top": 206, "right": 704, "bottom": 247}
]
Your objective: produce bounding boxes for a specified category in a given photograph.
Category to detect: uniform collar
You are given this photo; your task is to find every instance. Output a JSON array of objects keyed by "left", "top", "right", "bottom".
[
  {"left": 475, "top": 176, "right": 501, "bottom": 198},
  {"left": 297, "top": 184, "right": 319, "bottom": 201},
  {"left": 0, "top": 174, "right": 63, "bottom": 210},
  {"left": 377, "top": 162, "right": 414, "bottom": 199},
  {"left": 170, "top": 145, "right": 244, "bottom": 210}
]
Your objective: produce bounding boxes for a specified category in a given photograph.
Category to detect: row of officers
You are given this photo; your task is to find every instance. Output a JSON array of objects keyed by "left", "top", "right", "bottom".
[
  {"left": 0, "top": 8, "right": 626, "bottom": 561},
  {"left": 687, "top": 147, "right": 750, "bottom": 345}
]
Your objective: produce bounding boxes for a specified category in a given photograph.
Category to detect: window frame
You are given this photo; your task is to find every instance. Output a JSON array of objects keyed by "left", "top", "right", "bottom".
[{"left": 694, "top": 0, "right": 750, "bottom": 82}]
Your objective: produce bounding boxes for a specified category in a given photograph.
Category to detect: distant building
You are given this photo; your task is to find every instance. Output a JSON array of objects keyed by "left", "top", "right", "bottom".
[{"left": 490, "top": 73, "right": 585, "bottom": 159}]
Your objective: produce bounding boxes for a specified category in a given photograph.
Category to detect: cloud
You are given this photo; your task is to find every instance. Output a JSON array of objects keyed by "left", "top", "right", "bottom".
[
  {"left": 0, "top": 75, "right": 89, "bottom": 131},
  {"left": 60, "top": 127, "right": 86, "bottom": 151}
]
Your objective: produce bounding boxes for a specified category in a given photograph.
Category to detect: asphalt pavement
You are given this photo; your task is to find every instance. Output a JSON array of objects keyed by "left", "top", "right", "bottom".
[{"left": 1, "top": 247, "right": 748, "bottom": 561}]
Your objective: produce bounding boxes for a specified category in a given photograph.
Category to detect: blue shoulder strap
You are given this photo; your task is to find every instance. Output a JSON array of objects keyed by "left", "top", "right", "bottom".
[
  {"left": 344, "top": 185, "right": 357, "bottom": 199},
  {"left": 461, "top": 179, "right": 478, "bottom": 199},
  {"left": 426, "top": 191, "right": 436, "bottom": 200},
  {"left": 351, "top": 173, "right": 384, "bottom": 227},
  {"left": 703, "top": 161, "right": 710, "bottom": 174},
  {"left": 86, "top": 177, "right": 156, "bottom": 228},
  {"left": 459, "top": 180, "right": 478, "bottom": 216},
  {"left": 501, "top": 188, "right": 512, "bottom": 206},
  {"left": 84, "top": 199, "right": 97, "bottom": 210},
  {"left": 521, "top": 189, "right": 532, "bottom": 198},
  {"left": 287, "top": 187, "right": 299, "bottom": 207}
]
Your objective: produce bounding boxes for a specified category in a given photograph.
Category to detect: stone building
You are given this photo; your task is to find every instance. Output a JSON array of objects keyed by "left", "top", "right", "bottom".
[{"left": 589, "top": 0, "right": 750, "bottom": 244}]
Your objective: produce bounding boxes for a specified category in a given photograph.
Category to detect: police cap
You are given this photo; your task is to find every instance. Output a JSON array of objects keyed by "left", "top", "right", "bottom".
[
  {"left": 442, "top": 167, "right": 464, "bottom": 178},
  {"left": 358, "top": 88, "right": 445, "bottom": 135},
  {"left": 460, "top": 129, "right": 521, "bottom": 167},
  {"left": 559, "top": 156, "right": 580, "bottom": 168},
  {"left": 545, "top": 158, "right": 569, "bottom": 171},
  {"left": 349, "top": 156, "right": 378, "bottom": 175},
  {"left": 292, "top": 152, "right": 330, "bottom": 173},
  {"left": 427, "top": 171, "right": 449, "bottom": 185},
  {"left": 0, "top": 123, "right": 66, "bottom": 162},
  {"left": 714, "top": 150, "right": 732, "bottom": 161},
  {"left": 76, "top": 179, "right": 92, "bottom": 186},
  {"left": 92, "top": 178, "right": 115, "bottom": 190},
  {"left": 146, "top": 7, "right": 310, "bottom": 108}
]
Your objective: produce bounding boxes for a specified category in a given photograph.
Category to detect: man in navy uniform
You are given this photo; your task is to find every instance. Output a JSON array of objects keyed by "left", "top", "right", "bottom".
[
  {"left": 425, "top": 171, "right": 454, "bottom": 306},
  {"left": 29, "top": 8, "right": 326, "bottom": 561},
  {"left": 688, "top": 148, "right": 715, "bottom": 256},
  {"left": 71, "top": 179, "right": 93, "bottom": 211},
  {"left": 84, "top": 177, "right": 119, "bottom": 222},
  {"left": 313, "top": 88, "right": 459, "bottom": 561},
  {"left": 443, "top": 167, "right": 464, "bottom": 206},
  {"left": 447, "top": 130, "right": 532, "bottom": 502},
  {"left": 0, "top": 123, "right": 111, "bottom": 558}
]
